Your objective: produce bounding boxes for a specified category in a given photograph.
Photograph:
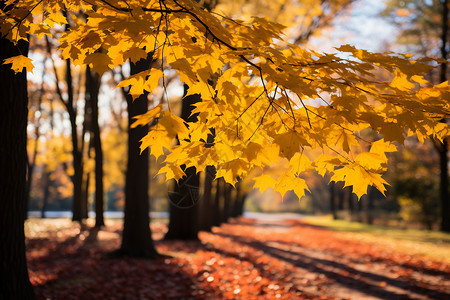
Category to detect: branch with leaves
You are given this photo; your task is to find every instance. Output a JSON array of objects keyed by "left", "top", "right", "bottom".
[{"left": 1, "top": 0, "right": 449, "bottom": 200}]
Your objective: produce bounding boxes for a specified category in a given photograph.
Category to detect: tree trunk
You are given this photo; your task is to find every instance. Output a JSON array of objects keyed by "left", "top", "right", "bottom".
[
  {"left": 86, "top": 67, "right": 105, "bottom": 227},
  {"left": 231, "top": 179, "right": 242, "bottom": 218},
  {"left": 64, "top": 59, "right": 84, "bottom": 222},
  {"left": 222, "top": 182, "right": 233, "bottom": 222},
  {"left": 329, "top": 181, "right": 338, "bottom": 220},
  {"left": 212, "top": 178, "right": 224, "bottom": 227},
  {"left": 118, "top": 55, "right": 158, "bottom": 257},
  {"left": 41, "top": 168, "right": 52, "bottom": 219},
  {"left": 237, "top": 193, "right": 247, "bottom": 216},
  {"left": 345, "top": 186, "right": 355, "bottom": 221},
  {"left": 439, "top": 138, "right": 449, "bottom": 231},
  {"left": 199, "top": 166, "right": 215, "bottom": 232},
  {"left": 0, "top": 32, "right": 36, "bottom": 299},
  {"left": 439, "top": 0, "right": 449, "bottom": 232},
  {"left": 165, "top": 166, "right": 201, "bottom": 240},
  {"left": 366, "top": 186, "right": 374, "bottom": 225},
  {"left": 165, "top": 89, "right": 201, "bottom": 240}
]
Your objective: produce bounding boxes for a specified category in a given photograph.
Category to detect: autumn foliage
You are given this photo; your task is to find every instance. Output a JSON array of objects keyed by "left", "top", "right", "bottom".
[{"left": 1, "top": 0, "right": 449, "bottom": 199}]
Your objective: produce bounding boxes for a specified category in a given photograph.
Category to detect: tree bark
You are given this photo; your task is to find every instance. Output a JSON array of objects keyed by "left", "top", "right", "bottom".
[
  {"left": 86, "top": 66, "right": 105, "bottom": 227},
  {"left": 222, "top": 182, "right": 233, "bottom": 222},
  {"left": 212, "top": 178, "right": 224, "bottom": 227},
  {"left": 198, "top": 166, "right": 215, "bottom": 232},
  {"left": 41, "top": 168, "right": 52, "bottom": 219},
  {"left": 439, "top": 138, "right": 449, "bottom": 231},
  {"left": 118, "top": 54, "right": 158, "bottom": 257},
  {"left": 439, "top": 0, "right": 449, "bottom": 232},
  {"left": 329, "top": 181, "right": 338, "bottom": 220},
  {"left": 0, "top": 31, "right": 36, "bottom": 299},
  {"left": 165, "top": 166, "right": 201, "bottom": 240},
  {"left": 231, "top": 179, "right": 242, "bottom": 218},
  {"left": 63, "top": 58, "right": 84, "bottom": 222},
  {"left": 366, "top": 187, "right": 374, "bottom": 225},
  {"left": 165, "top": 89, "right": 201, "bottom": 240}
]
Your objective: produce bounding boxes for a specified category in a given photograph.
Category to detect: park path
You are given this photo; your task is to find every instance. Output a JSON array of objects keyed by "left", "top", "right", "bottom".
[
  {"left": 27, "top": 216, "right": 450, "bottom": 299},
  {"left": 199, "top": 217, "right": 450, "bottom": 299}
]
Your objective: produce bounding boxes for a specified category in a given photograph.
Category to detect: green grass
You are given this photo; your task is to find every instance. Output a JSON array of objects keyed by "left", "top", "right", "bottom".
[{"left": 304, "top": 215, "right": 450, "bottom": 262}]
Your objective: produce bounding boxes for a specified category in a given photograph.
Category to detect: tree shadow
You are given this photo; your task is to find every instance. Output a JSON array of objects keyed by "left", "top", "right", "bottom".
[
  {"left": 206, "top": 221, "right": 450, "bottom": 300},
  {"left": 285, "top": 219, "right": 450, "bottom": 278},
  {"left": 28, "top": 224, "right": 216, "bottom": 299}
]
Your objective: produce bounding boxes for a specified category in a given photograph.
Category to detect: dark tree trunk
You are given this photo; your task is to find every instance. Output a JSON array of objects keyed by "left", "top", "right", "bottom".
[
  {"left": 439, "top": 0, "right": 449, "bottom": 232},
  {"left": 0, "top": 33, "right": 36, "bottom": 299},
  {"left": 231, "top": 180, "right": 242, "bottom": 218},
  {"left": 199, "top": 166, "right": 216, "bottom": 232},
  {"left": 222, "top": 182, "right": 233, "bottom": 222},
  {"left": 80, "top": 79, "right": 92, "bottom": 221},
  {"left": 237, "top": 193, "right": 247, "bottom": 216},
  {"left": 165, "top": 166, "right": 201, "bottom": 240},
  {"left": 345, "top": 186, "right": 355, "bottom": 221},
  {"left": 439, "top": 138, "right": 449, "bottom": 231},
  {"left": 366, "top": 187, "right": 374, "bottom": 225},
  {"left": 41, "top": 97, "right": 55, "bottom": 220},
  {"left": 82, "top": 169, "right": 90, "bottom": 218},
  {"left": 329, "top": 181, "right": 338, "bottom": 220},
  {"left": 86, "top": 67, "right": 104, "bottom": 227},
  {"left": 165, "top": 89, "right": 201, "bottom": 240},
  {"left": 118, "top": 55, "right": 158, "bottom": 257},
  {"left": 64, "top": 59, "right": 84, "bottom": 222},
  {"left": 212, "top": 178, "right": 224, "bottom": 227},
  {"left": 231, "top": 179, "right": 247, "bottom": 217},
  {"left": 41, "top": 168, "right": 52, "bottom": 219}
]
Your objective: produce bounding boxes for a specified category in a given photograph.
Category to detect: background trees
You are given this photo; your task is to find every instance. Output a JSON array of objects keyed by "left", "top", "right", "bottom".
[{"left": 381, "top": 0, "right": 449, "bottom": 231}]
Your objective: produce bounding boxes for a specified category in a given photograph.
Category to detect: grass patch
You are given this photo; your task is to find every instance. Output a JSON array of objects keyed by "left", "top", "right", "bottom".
[{"left": 304, "top": 215, "right": 450, "bottom": 262}]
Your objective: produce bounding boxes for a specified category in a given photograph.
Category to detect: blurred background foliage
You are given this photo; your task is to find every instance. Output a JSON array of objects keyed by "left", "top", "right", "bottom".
[{"left": 25, "top": 0, "right": 448, "bottom": 231}]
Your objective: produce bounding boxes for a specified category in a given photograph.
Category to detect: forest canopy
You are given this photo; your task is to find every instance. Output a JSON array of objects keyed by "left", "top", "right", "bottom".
[{"left": 1, "top": 0, "right": 449, "bottom": 199}]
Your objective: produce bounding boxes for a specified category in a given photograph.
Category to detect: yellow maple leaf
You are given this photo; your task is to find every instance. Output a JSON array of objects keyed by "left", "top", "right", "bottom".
[
  {"left": 132, "top": 104, "right": 163, "bottom": 128},
  {"left": 84, "top": 53, "right": 112, "bottom": 75},
  {"left": 116, "top": 69, "right": 163, "bottom": 100},
  {"left": 331, "top": 164, "right": 388, "bottom": 199},
  {"left": 390, "top": 69, "right": 415, "bottom": 91},
  {"left": 158, "top": 112, "right": 189, "bottom": 137},
  {"left": 28, "top": 23, "right": 51, "bottom": 40},
  {"left": 45, "top": 12, "right": 68, "bottom": 26},
  {"left": 275, "top": 173, "right": 309, "bottom": 199},
  {"left": 410, "top": 75, "right": 428, "bottom": 84},
  {"left": 289, "top": 152, "right": 312, "bottom": 175},
  {"left": 274, "top": 130, "right": 309, "bottom": 159},
  {"left": 158, "top": 164, "right": 186, "bottom": 181},
  {"left": 253, "top": 174, "right": 276, "bottom": 193},
  {"left": 124, "top": 47, "right": 148, "bottom": 64},
  {"left": 3, "top": 55, "right": 34, "bottom": 74},
  {"left": 369, "top": 139, "right": 397, "bottom": 160},
  {"left": 139, "top": 128, "right": 172, "bottom": 160}
]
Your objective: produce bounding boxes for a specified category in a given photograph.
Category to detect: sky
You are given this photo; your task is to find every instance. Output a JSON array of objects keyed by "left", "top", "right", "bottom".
[{"left": 308, "top": 0, "right": 398, "bottom": 53}]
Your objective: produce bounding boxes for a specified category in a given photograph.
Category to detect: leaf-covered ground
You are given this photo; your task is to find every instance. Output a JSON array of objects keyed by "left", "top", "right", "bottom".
[{"left": 26, "top": 217, "right": 450, "bottom": 299}]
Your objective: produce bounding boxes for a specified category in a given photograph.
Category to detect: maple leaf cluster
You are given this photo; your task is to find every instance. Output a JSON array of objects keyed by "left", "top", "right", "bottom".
[{"left": 1, "top": 0, "right": 449, "bottom": 199}]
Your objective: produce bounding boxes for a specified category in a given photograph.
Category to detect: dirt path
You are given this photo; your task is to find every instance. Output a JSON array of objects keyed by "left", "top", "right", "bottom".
[
  {"left": 204, "top": 218, "right": 450, "bottom": 299},
  {"left": 27, "top": 217, "right": 450, "bottom": 299}
]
